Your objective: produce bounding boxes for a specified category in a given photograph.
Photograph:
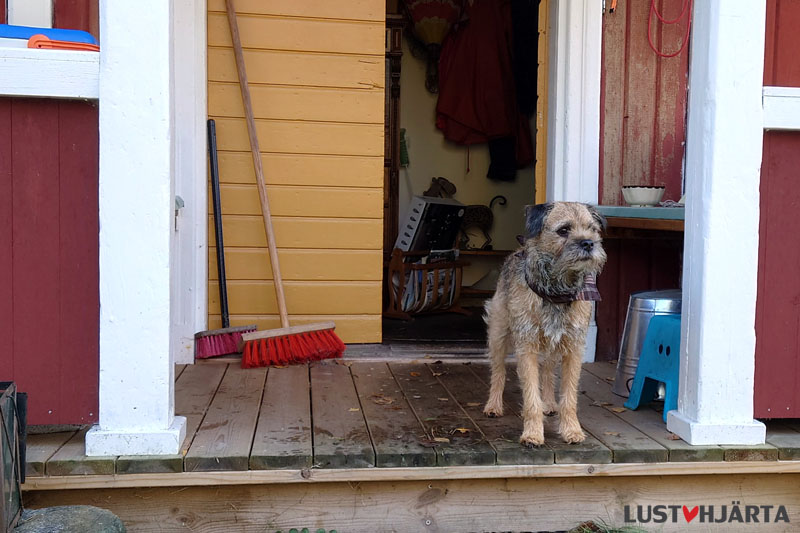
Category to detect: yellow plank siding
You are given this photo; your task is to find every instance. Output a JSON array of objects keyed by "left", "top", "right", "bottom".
[
  {"left": 213, "top": 185, "right": 383, "bottom": 218},
  {"left": 209, "top": 281, "right": 382, "bottom": 315},
  {"left": 208, "top": 0, "right": 384, "bottom": 343},
  {"left": 207, "top": 0, "right": 383, "bottom": 22},
  {"left": 213, "top": 118, "right": 383, "bottom": 157},
  {"left": 209, "top": 249, "right": 382, "bottom": 281},
  {"left": 208, "top": 216, "right": 383, "bottom": 249},
  {"left": 216, "top": 152, "right": 382, "bottom": 188},
  {"left": 209, "top": 83, "right": 384, "bottom": 123},
  {"left": 207, "top": 48, "right": 384, "bottom": 89},
  {"left": 209, "top": 314, "right": 382, "bottom": 344},
  {"left": 208, "top": 13, "right": 384, "bottom": 56}
]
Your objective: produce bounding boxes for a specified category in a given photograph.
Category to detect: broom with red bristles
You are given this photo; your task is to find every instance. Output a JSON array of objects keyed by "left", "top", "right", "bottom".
[
  {"left": 226, "top": 0, "right": 345, "bottom": 367},
  {"left": 194, "top": 119, "right": 257, "bottom": 359}
]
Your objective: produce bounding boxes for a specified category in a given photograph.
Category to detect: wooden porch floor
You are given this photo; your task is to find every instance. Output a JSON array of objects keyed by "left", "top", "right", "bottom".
[{"left": 22, "top": 360, "right": 800, "bottom": 483}]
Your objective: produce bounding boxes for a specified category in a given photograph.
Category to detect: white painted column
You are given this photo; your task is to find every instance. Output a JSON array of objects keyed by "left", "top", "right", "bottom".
[
  {"left": 666, "top": 0, "right": 766, "bottom": 445},
  {"left": 546, "top": 0, "right": 602, "bottom": 205},
  {"left": 546, "top": 0, "right": 603, "bottom": 362},
  {"left": 170, "top": 0, "right": 208, "bottom": 364},
  {"left": 86, "top": 0, "right": 186, "bottom": 456}
]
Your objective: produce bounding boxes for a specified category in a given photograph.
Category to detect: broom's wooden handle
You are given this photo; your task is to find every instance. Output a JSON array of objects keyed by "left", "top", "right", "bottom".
[{"left": 225, "top": 0, "right": 290, "bottom": 329}]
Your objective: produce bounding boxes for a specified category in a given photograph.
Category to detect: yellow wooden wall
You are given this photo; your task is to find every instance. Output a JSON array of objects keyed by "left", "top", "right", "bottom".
[{"left": 206, "top": 0, "right": 385, "bottom": 343}]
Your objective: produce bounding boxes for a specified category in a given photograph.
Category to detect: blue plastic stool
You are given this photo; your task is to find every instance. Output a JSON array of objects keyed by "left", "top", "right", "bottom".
[{"left": 623, "top": 314, "right": 681, "bottom": 422}]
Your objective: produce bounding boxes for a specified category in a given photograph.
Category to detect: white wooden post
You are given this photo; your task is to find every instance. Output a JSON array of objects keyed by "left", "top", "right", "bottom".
[
  {"left": 86, "top": 0, "right": 186, "bottom": 456},
  {"left": 546, "top": 0, "right": 603, "bottom": 362},
  {"left": 666, "top": 0, "right": 767, "bottom": 445}
]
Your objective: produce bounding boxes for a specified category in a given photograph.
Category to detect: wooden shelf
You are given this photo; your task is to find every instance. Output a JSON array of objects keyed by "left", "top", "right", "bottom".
[
  {"left": 605, "top": 217, "right": 684, "bottom": 232},
  {"left": 459, "top": 249, "right": 513, "bottom": 257}
]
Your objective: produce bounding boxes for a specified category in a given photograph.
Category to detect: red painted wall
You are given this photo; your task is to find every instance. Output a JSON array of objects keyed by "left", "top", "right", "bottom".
[
  {"left": 594, "top": 0, "right": 687, "bottom": 361},
  {"left": 0, "top": 99, "right": 99, "bottom": 425},
  {"left": 754, "top": 0, "right": 800, "bottom": 418},
  {"left": 599, "top": 0, "right": 689, "bottom": 205},
  {"left": 595, "top": 236, "right": 682, "bottom": 362}
]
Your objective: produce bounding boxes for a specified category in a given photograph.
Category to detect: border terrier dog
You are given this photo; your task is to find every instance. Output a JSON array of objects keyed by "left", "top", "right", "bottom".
[{"left": 483, "top": 202, "right": 607, "bottom": 446}]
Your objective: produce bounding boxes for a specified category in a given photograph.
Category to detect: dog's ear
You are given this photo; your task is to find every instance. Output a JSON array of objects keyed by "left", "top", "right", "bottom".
[
  {"left": 524, "top": 203, "right": 553, "bottom": 238},
  {"left": 585, "top": 204, "right": 607, "bottom": 232}
]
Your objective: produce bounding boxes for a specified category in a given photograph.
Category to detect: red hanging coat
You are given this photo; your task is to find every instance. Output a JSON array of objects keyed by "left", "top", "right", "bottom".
[{"left": 435, "top": 0, "right": 534, "bottom": 178}]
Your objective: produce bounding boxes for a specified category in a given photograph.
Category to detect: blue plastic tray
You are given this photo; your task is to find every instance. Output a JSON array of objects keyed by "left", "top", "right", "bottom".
[{"left": 0, "top": 24, "right": 97, "bottom": 45}]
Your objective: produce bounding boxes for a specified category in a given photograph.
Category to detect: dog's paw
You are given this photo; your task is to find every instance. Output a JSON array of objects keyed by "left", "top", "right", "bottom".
[
  {"left": 520, "top": 431, "right": 545, "bottom": 448},
  {"left": 543, "top": 408, "right": 558, "bottom": 417},
  {"left": 483, "top": 404, "right": 503, "bottom": 418},
  {"left": 560, "top": 426, "right": 586, "bottom": 444}
]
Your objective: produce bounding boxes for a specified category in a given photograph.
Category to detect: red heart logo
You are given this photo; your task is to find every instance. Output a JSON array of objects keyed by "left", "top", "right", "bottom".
[{"left": 683, "top": 505, "right": 699, "bottom": 522}]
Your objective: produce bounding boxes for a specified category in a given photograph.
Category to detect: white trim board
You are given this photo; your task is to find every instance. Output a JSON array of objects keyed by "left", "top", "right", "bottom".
[
  {"left": 0, "top": 47, "right": 99, "bottom": 99},
  {"left": 763, "top": 86, "right": 800, "bottom": 131},
  {"left": 7, "top": 0, "right": 53, "bottom": 28}
]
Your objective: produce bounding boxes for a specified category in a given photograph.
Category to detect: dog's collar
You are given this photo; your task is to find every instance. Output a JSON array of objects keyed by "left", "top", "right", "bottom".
[{"left": 516, "top": 250, "right": 602, "bottom": 304}]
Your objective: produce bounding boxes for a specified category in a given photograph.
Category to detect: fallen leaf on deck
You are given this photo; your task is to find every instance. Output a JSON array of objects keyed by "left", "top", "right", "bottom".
[
  {"left": 452, "top": 428, "right": 470, "bottom": 434},
  {"left": 432, "top": 372, "right": 443, "bottom": 377},
  {"left": 348, "top": 408, "right": 360, "bottom": 412},
  {"left": 272, "top": 365, "right": 288, "bottom": 369},
  {"left": 603, "top": 377, "right": 614, "bottom": 382},
  {"left": 466, "top": 402, "right": 481, "bottom": 407},
  {"left": 610, "top": 407, "right": 627, "bottom": 413},
  {"left": 410, "top": 371, "right": 421, "bottom": 377},
  {"left": 437, "top": 397, "right": 449, "bottom": 401},
  {"left": 667, "top": 433, "right": 682, "bottom": 440},
  {"left": 434, "top": 437, "right": 451, "bottom": 443},
  {"left": 604, "top": 431, "right": 620, "bottom": 437},
  {"left": 370, "top": 394, "right": 394, "bottom": 405},
  {"left": 591, "top": 401, "right": 612, "bottom": 407}
]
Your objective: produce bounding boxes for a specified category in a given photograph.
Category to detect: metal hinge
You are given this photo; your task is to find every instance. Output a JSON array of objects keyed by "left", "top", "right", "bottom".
[{"left": 174, "top": 195, "right": 184, "bottom": 231}]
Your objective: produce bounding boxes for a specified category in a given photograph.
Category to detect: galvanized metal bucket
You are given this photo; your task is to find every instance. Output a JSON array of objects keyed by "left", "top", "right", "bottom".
[{"left": 612, "top": 289, "right": 682, "bottom": 398}]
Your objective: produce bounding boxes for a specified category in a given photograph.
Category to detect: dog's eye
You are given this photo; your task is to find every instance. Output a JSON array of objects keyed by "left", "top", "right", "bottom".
[{"left": 556, "top": 227, "right": 570, "bottom": 237}]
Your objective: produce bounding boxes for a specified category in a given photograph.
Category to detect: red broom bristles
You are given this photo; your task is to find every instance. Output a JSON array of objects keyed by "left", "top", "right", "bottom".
[
  {"left": 195, "top": 325, "right": 257, "bottom": 359},
  {"left": 241, "top": 327, "right": 345, "bottom": 368}
]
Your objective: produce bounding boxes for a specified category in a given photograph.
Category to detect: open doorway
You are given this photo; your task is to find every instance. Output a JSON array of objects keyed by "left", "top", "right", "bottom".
[{"left": 382, "top": 0, "right": 549, "bottom": 346}]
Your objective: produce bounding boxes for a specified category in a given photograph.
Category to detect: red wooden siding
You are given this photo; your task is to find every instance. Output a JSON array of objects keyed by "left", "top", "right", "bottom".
[
  {"left": 53, "top": 0, "right": 99, "bottom": 39},
  {"left": 754, "top": 0, "right": 800, "bottom": 418},
  {"left": 599, "top": 0, "right": 689, "bottom": 205},
  {"left": 594, "top": 0, "right": 687, "bottom": 361},
  {"left": 595, "top": 236, "right": 682, "bottom": 362},
  {"left": 0, "top": 0, "right": 97, "bottom": 37},
  {"left": 0, "top": 98, "right": 99, "bottom": 425}
]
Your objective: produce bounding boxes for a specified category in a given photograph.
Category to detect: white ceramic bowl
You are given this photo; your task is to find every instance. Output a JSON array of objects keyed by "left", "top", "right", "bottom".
[{"left": 622, "top": 186, "right": 665, "bottom": 207}]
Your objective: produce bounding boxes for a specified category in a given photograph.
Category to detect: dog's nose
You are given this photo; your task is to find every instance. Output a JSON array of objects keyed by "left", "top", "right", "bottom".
[{"left": 580, "top": 239, "right": 594, "bottom": 251}]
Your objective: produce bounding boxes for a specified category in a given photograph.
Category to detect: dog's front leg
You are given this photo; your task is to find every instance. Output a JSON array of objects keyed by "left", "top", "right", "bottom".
[
  {"left": 540, "top": 355, "right": 558, "bottom": 416},
  {"left": 558, "top": 344, "right": 586, "bottom": 443},
  {"left": 517, "top": 345, "right": 545, "bottom": 447}
]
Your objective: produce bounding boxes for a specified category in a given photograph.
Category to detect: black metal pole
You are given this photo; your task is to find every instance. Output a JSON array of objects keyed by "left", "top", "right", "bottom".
[{"left": 207, "top": 119, "right": 230, "bottom": 329}]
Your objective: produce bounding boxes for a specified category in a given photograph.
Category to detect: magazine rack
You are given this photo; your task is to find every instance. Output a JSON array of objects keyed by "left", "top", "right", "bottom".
[{"left": 384, "top": 248, "right": 471, "bottom": 320}]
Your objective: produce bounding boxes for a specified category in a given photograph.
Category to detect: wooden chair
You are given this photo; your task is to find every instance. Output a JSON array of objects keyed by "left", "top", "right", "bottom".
[{"left": 384, "top": 248, "right": 471, "bottom": 320}]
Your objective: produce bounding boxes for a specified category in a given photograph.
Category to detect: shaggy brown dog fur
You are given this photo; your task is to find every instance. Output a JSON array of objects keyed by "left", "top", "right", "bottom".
[{"left": 483, "top": 202, "right": 607, "bottom": 446}]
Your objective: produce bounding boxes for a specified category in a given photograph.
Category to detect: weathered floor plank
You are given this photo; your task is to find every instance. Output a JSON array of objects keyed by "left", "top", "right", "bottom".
[
  {"left": 765, "top": 422, "right": 800, "bottom": 460},
  {"left": 575, "top": 387, "right": 668, "bottom": 463},
  {"left": 468, "top": 362, "right": 612, "bottom": 464},
  {"left": 310, "top": 362, "right": 375, "bottom": 468},
  {"left": 184, "top": 365, "right": 267, "bottom": 472},
  {"left": 250, "top": 365, "right": 313, "bottom": 470},
  {"left": 429, "top": 361, "right": 554, "bottom": 465},
  {"left": 351, "top": 362, "right": 436, "bottom": 468},
  {"left": 580, "top": 366, "right": 723, "bottom": 462},
  {"left": 584, "top": 363, "right": 778, "bottom": 461},
  {"left": 25, "top": 431, "right": 76, "bottom": 477},
  {"left": 118, "top": 364, "right": 229, "bottom": 474},
  {"left": 46, "top": 427, "right": 115, "bottom": 476},
  {"left": 390, "top": 362, "right": 496, "bottom": 466}
]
